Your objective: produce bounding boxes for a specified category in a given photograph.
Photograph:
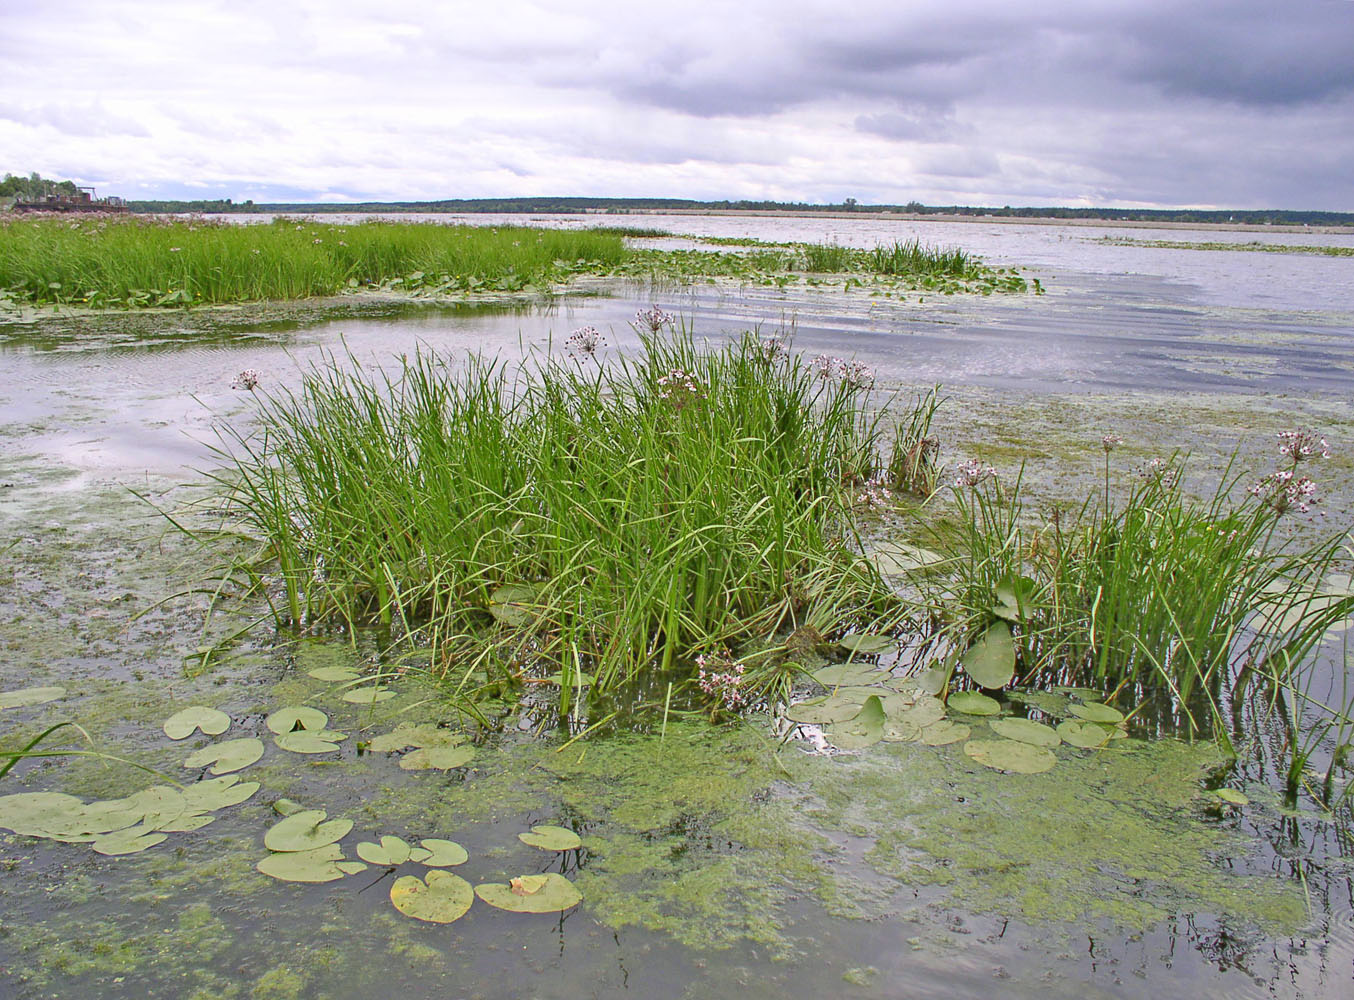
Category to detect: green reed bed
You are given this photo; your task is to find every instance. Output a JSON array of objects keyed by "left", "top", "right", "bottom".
[
  {"left": 0, "top": 216, "right": 630, "bottom": 307},
  {"left": 210, "top": 329, "right": 909, "bottom": 695}
]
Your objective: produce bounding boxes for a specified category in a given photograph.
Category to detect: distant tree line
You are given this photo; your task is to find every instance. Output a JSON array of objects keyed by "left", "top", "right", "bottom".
[
  {"left": 0, "top": 171, "right": 80, "bottom": 200},
  {"left": 119, "top": 196, "right": 1354, "bottom": 227}
]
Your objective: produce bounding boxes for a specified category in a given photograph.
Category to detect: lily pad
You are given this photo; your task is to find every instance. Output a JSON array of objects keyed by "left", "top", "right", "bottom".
[
  {"left": 0, "top": 686, "right": 66, "bottom": 710},
  {"left": 1213, "top": 788, "right": 1249, "bottom": 806},
  {"left": 964, "top": 738, "right": 1057, "bottom": 774},
  {"left": 812, "top": 664, "right": 886, "bottom": 687},
  {"left": 368, "top": 724, "right": 463, "bottom": 752},
  {"left": 475, "top": 872, "right": 582, "bottom": 914},
  {"left": 891, "top": 697, "right": 947, "bottom": 730},
  {"left": 275, "top": 730, "right": 348, "bottom": 754},
  {"left": 273, "top": 798, "right": 305, "bottom": 816},
  {"left": 881, "top": 717, "right": 921, "bottom": 742},
  {"left": 357, "top": 835, "right": 414, "bottom": 865},
  {"left": 184, "top": 737, "right": 264, "bottom": 775},
  {"left": 126, "top": 786, "right": 186, "bottom": 831},
  {"left": 989, "top": 718, "right": 1061, "bottom": 748},
  {"left": 1007, "top": 689, "right": 1070, "bottom": 717},
  {"left": 264, "top": 810, "right": 353, "bottom": 852},
  {"left": 870, "top": 541, "right": 947, "bottom": 577},
  {"left": 163, "top": 706, "right": 231, "bottom": 741},
  {"left": 543, "top": 671, "right": 594, "bottom": 687},
  {"left": 0, "top": 791, "right": 87, "bottom": 837},
  {"left": 91, "top": 824, "right": 168, "bottom": 856},
  {"left": 307, "top": 666, "right": 362, "bottom": 682},
  {"left": 784, "top": 695, "right": 865, "bottom": 726},
  {"left": 947, "top": 691, "right": 1001, "bottom": 716},
  {"left": 518, "top": 825, "right": 582, "bottom": 851},
  {"left": 182, "top": 776, "right": 260, "bottom": 813},
  {"left": 265, "top": 706, "right": 328, "bottom": 735},
  {"left": 823, "top": 695, "right": 886, "bottom": 750},
  {"left": 960, "top": 621, "right": 1016, "bottom": 690},
  {"left": 391, "top": 870, "right": 474, "bottom": 923},
  {"left": 418, "top": 839, "right": 469, "bottom": 866},
  {"left": 58, "top": 797, "right": 148, "bottom": 838},
  {"left": 398, "top": 745, "right": 475, "bottom": 771},
  {"left": 838, "top": 633, "right": 895, "bottom": 655},
  {"left": 1069, "top": 702, "right": 1125, "bottom": 725},
  {"left": 1251, "top": 591, "right": 1350, "bottom": 635},
  {"left": 488, "top": 583, "right": 544, "bottom": 627},
  {"left": 157, "top": 812, "right": 216, "bottom": 833},
  {"left": 342, "top": 686, "right": 396, "bottom": 705},
  {"left": 1056, "top": 720, "right": 1116, "bottom": 749},
  {"left": 919, "top": 720, "right": 971, "bottom": 746},
  {"left": 257, "top": 843, "right": 366, "bottom": 883}
]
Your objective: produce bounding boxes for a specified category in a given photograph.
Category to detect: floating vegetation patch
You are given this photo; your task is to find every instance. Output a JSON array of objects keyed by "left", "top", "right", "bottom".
[
  {"left": 0, "top": 686, "right": 66, "bottom": 709},
  {"left": 391, "top": 871, "right": 475, "bottom": 923},
  {"left": 162, "top": 706, "right": 231, "bottom": 740},
  {"left": 1098, "top": 236, "right": 1354, "bottom": 257},
  {"left": 183, "top": 737, "right": 264, "bottom": 774},
  {"left": 475, "top": 873, "right": 583, "bottom": 914},
  {"left": 963, "top": 738, "right": 1057, "bottom": 774},
  {"left": 518, "top": 824, "right": 583, "bottom": 851}
]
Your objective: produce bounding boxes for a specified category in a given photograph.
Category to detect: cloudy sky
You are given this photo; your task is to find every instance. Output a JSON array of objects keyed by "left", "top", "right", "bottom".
[{"left": 3, "top": 0, "right": 1353, "bottom": 209}]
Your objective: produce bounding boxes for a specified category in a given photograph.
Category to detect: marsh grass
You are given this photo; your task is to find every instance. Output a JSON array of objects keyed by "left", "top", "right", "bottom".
[
  {"left": 0, "top": 216, "right": 629, "bottom": 307},
  {"left": 209, "top": 329, "right": 910, "bottom": 693}
]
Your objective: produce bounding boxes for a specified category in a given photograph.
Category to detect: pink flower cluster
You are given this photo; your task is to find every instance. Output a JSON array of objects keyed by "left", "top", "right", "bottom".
[
  {"left": 954, "top": 457, "right": 997, "bottom": 488},
  {"left": 656, "top": 368, "right": 705, "bottom": 411},
  {"left": 1277, "top": 428, "right": 1330, "bottom": 461},
  {"left": 1101, "top": 433, "right": 1123, "bottom": 452},
  {"left": 231, "top": 369, "right": 260, "bottom": 390},
  {"left": 566, "top": 325, "right": 604, "bottom": 359},
  {"left": 1138, "top": 457, "right": 1179, "bottom": 490},
  {"left": 854, "top": 477, "right": 895, "bottom": 510},
  {"left": 1251, "top": 469, "right": 1320, "bottom": 514},
  {"left": 811, "top": 355, "right": 875, "bottom": 389},
  {"left": 759, "top": 333, "right": 788, "bottom": 362},
  {"left": 696, "top": 651, "right": 748, "bottom": 711},
  {"left": 636, "top": 306, "right": 673, "bottom": 333}
]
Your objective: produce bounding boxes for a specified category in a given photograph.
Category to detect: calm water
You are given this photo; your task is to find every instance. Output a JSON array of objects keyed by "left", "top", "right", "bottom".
[{"left": 1, "top": 216, "right": 1352, "bottom": 999}]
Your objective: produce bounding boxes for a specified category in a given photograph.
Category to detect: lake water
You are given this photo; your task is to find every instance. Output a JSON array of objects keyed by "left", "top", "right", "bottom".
[{"left": 1, "top": 215, "right": 1352, "bottom": 999}]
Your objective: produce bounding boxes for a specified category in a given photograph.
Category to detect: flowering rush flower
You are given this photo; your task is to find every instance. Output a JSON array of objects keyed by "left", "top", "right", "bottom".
[
  {"left": 636, "top": 305, "right": 673, "bottom": 333},
  {"left": 696, "top": 650, "right": 748, "bottom": 711},
  {"left": 810, "top": 354, "right": 875, "bottom": 389},
  {"left": 954, "top": 457, "right": 997, "bottom": 488},
  {"left": 759, "top": 333, "right": 788, "bottom": 362},
  {"left": 1101, "top": 433, "right": 1123, "bottom": 452},
  {"left": 854, "top": 477, "right": 894, "bottom": 510},
  {"left": 1138, "top": 457, "right": 1179, "bottom": 490},
  {"left": 565, "top": 325, "right": 604, "bottom": 359},
  {"left": 231, "top": 369, "right": 260, "bottom": 391},
  {"left": 1277, "top": 428, "right": 1330, "bottom": 461},
  {"left": 1251, "top": 469, "right": 1321, "bottom": 514},
  {"left": 656, "top": 368, "right": 705, "bottom": 411}
]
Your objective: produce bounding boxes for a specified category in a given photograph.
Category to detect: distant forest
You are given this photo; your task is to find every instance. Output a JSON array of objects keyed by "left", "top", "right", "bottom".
[
  {"left": 4, "top": 173, "right": 1349, "bottom": 226},
  {"left": 121, "top": 196, "right": 1354, "bottom": 227}
]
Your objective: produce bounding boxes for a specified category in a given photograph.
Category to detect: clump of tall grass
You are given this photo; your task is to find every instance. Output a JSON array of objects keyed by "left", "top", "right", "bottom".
[
  {"left": 800, "top": 239, "right": 977, "bottom": 279},
  {"left": 926, "top": 437, "right": 1354, "bottom": 746},
  {"left": 209, "top": 328, "right": 908, "bottom": 692},
  {"left": 0, "top": 216, "right": 629, "bottom": 307}
]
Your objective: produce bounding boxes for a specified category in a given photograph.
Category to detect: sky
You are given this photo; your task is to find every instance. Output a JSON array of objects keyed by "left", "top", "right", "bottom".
[{"left": 3, "top": 0, "right": 1353, "bottom": 209}]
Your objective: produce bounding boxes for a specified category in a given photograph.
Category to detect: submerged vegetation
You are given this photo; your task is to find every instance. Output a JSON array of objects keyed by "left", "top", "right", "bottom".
[
  {"left": 0, "top": 215, "right": 1035, "bottom": 311},
  {"left": 1099, "top": 236, "right": 1354, "bottom": 257}
]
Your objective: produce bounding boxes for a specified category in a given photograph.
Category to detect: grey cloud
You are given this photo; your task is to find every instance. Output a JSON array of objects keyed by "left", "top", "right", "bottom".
[
  {"left": 0, "top": 101, "right": 151, "bottom": 137},
  {"left": 855, "top": 103, "right": 967, "bottom": 142}
]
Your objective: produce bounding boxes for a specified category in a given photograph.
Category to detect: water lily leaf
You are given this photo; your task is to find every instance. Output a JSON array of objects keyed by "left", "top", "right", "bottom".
[
  {"left": 342, "top": 686, "right": 396, "bottom": 705},
  {"left": 519, "top": 825, "right": 582, "bottom": 851},
  {"left": 265, "top": 706, "right": 328, "bottom": 735},
  {"left": 357, "top": 835, "right": 413, "bottom": 865},
  {"left": 784, "top": 694, "right": 864, "bottom": 725},
  {"left": 891, "top": 696, "right": 947, "bottom": 729},
  {"left": 0, "top": 791, "right": 87, "bottom": 836},
  {"left": 92, "top": 824, "right": 168, "bottom": 856},
  {"left": 947, "top": 691, "right": 1001, "bottom": 716},
  {"left": 368, "top": 723, "right": 462, "bottom": 752},
  {"left": 257, "top": 844, "right": 364, "bottom": 883},
  {"left": 273, "top": 798, "right": 305, "bottom": 816},
  {"left": 964, "top": 738, "right": 1056, "bottom": 774},
  {"left": 418, "top": 839, "right": 469, "bottom": 866},
  {"left": 543, "top": 671, "right": 594, "bottom": 687},
  {"left": 308, "top": 666, "right": 361, "bottom": 682},
  {"left": 488, "top": 584, "right": 544, "bottom": 627},
  {"left": 475, "top": 872, "right": 582, "bottom": 914},
  {"left": 275, "top": 730, "right": 347, "bottom": 754},
  {"left": 126, "top": 786, "right": 186, "bottom": 831},
  {"left": 881, "top": 717, "right": 921, "bottom": 742},
  {"left": 1069, "top": 702, "right": 1124, "bottom": 725},
  {"left": 919, "top": 720, "right": 970, "bottom": 746},
  {"left": 812, "top": 664, "right": 886, "bottom": 687},
  {"left": 391, "top": 871, "right": 474, "bottom": 923},
  {"left": 182, "top": 776, "right": 260, "bottom": 813},
  {"left": 870, "top": 541, "right": 947, "bottom": 577},
  {"left": 989, "top": 718, "right": 1061, "bottom": 748},
  {"left": 398, "top": 745, "right": 475, "bottom": 771},
  {"left": 184, "top": 737, "right": 264, "bottom": 775},
  {"left": 1007, "top": 690, "right": 1070, "bottom": 717},
  {"left": 1251, "top": 591, "right": 1349, "bottom": 635},
  {"left": 961, "top": 622, "right": 1015, "bottom": 690},
  {"left": 1052, "top": 686, "right": 1101, "bottom": 700},
  {"left": 163, "top": 706, "right": 231, "bottom": 740},
  {"left": 1213, "top": 788, "right": 1249, "bottom": 806},
  {"left": 838, "top": 633, "right": 895, "bottom": 655},
  {"left": 59, "top": 797, "right": 147, "bottom": 837},
  {"left": 157, "top": 812, "right": 216, "bottom": 833},
  {"left": 823, "top": 695, "right": 886, "bottom": 750},
  {"left": 1056, "top": 720, "right": 1115, "bottom": 749},
  {"left": 264, "top": 810, "right": 353, "bottom": 852},
  {"left": 0, "top": 686, "right": 66, "bottom": 710}
]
